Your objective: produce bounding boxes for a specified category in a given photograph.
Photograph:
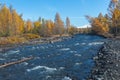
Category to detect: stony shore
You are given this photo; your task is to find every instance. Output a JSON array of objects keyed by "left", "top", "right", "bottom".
[{"left": 88, "top": 39, "right": 120, "bottom": 80}]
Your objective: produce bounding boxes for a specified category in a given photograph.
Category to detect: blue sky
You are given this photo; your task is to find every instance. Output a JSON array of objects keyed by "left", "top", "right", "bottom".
[{"left": 0, "top": 0, "right": 110, "bottom": 27}]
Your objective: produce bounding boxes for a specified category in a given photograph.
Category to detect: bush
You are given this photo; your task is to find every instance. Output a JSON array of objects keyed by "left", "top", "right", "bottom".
[
  {"left": 0, "top": 36, "right": 27, "bottom": 45},
  {"left": 0, "top": 34, "right": 40, "bottom": 45},
  {"left": 22, "top": 33, "right": 40, "bottom": 40}
]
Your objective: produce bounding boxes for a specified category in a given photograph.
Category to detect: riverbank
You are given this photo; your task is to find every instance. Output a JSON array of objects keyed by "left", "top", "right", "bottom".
[
  {"left": 0, "top": 35, "right": 71, "bottom": 53},
  {"left": 88, "top": 39, "right": 120, "bottom": 80}
]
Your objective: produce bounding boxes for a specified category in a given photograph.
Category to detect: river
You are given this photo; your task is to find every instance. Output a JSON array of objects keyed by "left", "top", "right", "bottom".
[{"left": 0, "top": 35, "right": 105, "bottom": 80}]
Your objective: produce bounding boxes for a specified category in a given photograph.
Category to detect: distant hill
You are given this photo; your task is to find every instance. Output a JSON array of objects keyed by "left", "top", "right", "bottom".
[{"left": 77, "top": 24, "right": 91, "bottom": 28}]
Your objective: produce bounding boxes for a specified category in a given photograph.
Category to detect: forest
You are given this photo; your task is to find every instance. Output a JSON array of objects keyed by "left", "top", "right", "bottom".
[{"left": 0, "top": 4, "right": 79, "bottom": 44}]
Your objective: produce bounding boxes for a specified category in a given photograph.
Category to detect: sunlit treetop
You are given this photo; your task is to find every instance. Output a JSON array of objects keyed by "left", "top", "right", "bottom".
[{"left": 112, "top": 0, "right": 118, "bottom": 3}]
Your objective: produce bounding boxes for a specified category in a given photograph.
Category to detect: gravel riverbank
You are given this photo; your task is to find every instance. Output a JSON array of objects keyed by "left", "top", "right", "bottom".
[{"left": 88, "top": 39, "right": 120, "bottom": 80}]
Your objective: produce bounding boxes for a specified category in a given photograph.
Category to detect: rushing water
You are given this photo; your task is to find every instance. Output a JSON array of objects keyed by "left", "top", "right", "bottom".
[{"left": 0, "top": 35, "right": 105, "bottom": 80}]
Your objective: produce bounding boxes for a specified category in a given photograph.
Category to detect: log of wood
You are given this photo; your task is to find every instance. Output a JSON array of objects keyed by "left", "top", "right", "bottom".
[{"left": 0, "top": 57, "right": 34, "bottom": 68}]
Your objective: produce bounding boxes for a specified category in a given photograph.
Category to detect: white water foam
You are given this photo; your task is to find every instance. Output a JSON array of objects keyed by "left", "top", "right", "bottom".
[
  {"left": 10, "top": 50, "right": 20, "bottom": 53},
  {"left": 81, "top": 43, "right": 86, "bottom": 45},
  {"left": 70, "top": 51, "right": 77, "bottom": 53},
  {"left": 88, "top": 42, "right": 104, "bottom": 46},
  {"left": 0, "top": 58, "right": 5, "bottom": 60},
  {"left": 5, "top": 50, "right": 20, "bottom": 55},
  {"left": 23, "top": 62, "right": 29, "bottom": 66},
  {"left": 46, "top": 75, "right": 51, "bottom": 79},
  {"left": 75, "top": 43, "right": 80, "bottom": 46},
  {"left": 75, "top": 62, "right": 82, "bottom": 65},
  {"left": 60, "top": 48, "right": 70, "bottom": 51},
  {"left": 62, "top": 76, "right": 72, "bottom": 80},
  {"left": 32, "top": 46, "right": 42, "bottom": 50},
  {"left": 36, "top": 46, "right": 39, "bottom": 49},
  {"left": 59, "top": 67, "right": 65, "bottom": 70},
  {"left": 40, "top": 46, "right": 45, "bottom": 49},
  {"left": 57, "top": 45, "right": 62, "bottom": 47},
  {"left": 74, "top": 54, "right": 81, "bottom": 57},
  {"left": 27, "top": 65, "right": 57, "bottom": 73},
  {"left": 31, "top": 46, "right": 36, "bottom": 50}
]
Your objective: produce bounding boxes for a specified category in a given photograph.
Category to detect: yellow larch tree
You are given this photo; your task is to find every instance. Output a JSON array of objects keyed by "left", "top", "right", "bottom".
[{"left": 25, "top": 20, "right": 33, "bottom": 33}]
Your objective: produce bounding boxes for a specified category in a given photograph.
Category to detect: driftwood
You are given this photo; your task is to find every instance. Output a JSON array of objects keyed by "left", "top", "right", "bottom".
[{"left": 0, "top": 57, "right": 34, "bottom": 68}]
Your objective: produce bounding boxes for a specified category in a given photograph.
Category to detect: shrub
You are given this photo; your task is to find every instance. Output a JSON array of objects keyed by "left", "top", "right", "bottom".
[
  {"left": 22, "top": 33, "right": 40, "bottom": 40},
  {"left": 0, "top": 36, "right": 27, "bottom": 45}
]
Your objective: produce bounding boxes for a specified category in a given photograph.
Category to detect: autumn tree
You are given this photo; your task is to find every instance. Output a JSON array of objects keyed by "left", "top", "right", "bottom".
[
  {"left": 0, "top": 4, "right": 25, "bottom": 36},
  {"left": 54, "top": 13, "right": 65, "bottom": 36},
  {"left": 66, "top": 17, "right": 71, "bottom": 34},
  {"left": 111, "top": 8, "right": 120, "bottom": 35},
  {"left": 98, "top": 13, "right": 109, "bottom": 33},
  {"left": 40, "top": 19, "right": 55, "bottom": 37},
  {"left": 34, "top": 19, "right": 41, "bottom": 28},
  {"left": 69, "top": 26, "right": 78, "bottom": 35},
  {"left": 45, "top": 20, "right": 55, "bottom": 36},
  {"left": 0, "top": 5, "right": 13, "bottom": 36},
  {"left": 11, "top": 10, "right": 24, "bottom": 35},
  {"left": 32, "top": 18, "right": 55, "bottom": 37},
  {"left": 25, "top": 20, "right": 33, "bottom": 33},
  {"left": 49, "top": 20, "right": 55, "bottom": 35},
  {"left": 33, "top": 20, "right": 41, "bottom": 33},
  {"left": 86, "top": 13, "right": 109, "bottom": 35},
  {"left": 107, "top": 0, "right": 120, "bottom": 35},
  {"left": 35, "top": 18, "right": 48, "bottom": 37}
]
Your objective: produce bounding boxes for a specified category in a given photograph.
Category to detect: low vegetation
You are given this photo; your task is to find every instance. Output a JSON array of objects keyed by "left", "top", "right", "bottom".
[
  {"left": 0, "top": 36, "right": 27, "bottom": 45},
  {"left": 21, "top": 34, "right": 40, "bottom": 40},
  {"left": 0, "top": 33, "right": 41, "bottom": 45}
]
